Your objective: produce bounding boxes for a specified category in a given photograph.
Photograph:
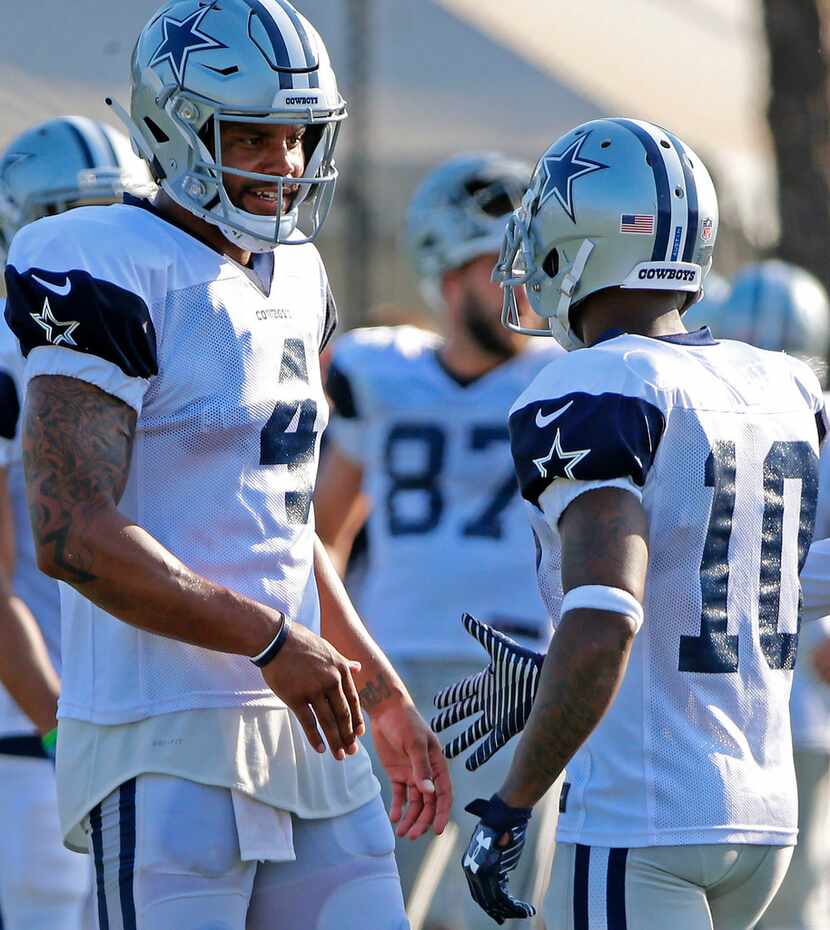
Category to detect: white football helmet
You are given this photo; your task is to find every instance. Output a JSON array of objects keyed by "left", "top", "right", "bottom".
[
  {"left": 0, "top": 116, "right": 148, "bottom": 260},
  {"left": 406, "top": 153, "right": 530, "bottom": 308},
  {"left": 493, "top": 118, "right": 719, "bottom": 349},
  {"left": 115, "top": 0, "right": 346, "bottom": 252},
  {"left": 709, "top": 260, "right": 830, "bottom": 382}
]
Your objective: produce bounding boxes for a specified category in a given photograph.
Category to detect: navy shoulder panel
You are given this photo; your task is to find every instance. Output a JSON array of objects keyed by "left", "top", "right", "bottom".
[
  {"left": 326, "top": 360, "right": 359, "bottom": 420},
  {"left": 509, "top": 391, "right": 666, "bottom": 507},
  {"left": 4, "top": 266, "right": 158, "bottom": 380},
  {"left": 0, "top": 370, "right": 20, "bottom": 441},
  {"left": 320, "top": 285, "right": 337, "bottom": 353},
  {"left": 817, "top": 408, "right": 827, "bottom": 447}
]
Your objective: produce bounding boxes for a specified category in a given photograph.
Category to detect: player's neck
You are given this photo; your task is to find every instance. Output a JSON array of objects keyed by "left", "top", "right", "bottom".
[
  {"left": 154, "top": 192, "right": 253, "bottom": 266},
  {"left": 579, "top": 291, "right": 687, "bottom": 346},
  {"left": 438, "top": 335, "right": 515, "bottom": 382}
]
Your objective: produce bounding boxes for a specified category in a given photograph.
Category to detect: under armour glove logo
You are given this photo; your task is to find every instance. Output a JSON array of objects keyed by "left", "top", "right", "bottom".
[
  {"left": 432, "top": 613, "right": 544, "bottom": 770},
  {"left": 462, "top": 794, "right": 535, "bottom": 925},
  {"left": 463, "top": 827, "right": 492, "bottom": 875}
]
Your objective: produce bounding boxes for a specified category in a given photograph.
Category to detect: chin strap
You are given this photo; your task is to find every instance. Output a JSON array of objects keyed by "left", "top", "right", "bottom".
[{"left": 556, "top": 239, "right": 595, "bottom": 323}]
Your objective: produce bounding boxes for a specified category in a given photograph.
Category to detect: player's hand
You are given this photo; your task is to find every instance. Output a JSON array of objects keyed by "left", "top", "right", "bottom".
[
  {"left": 810, "top": 634, "right": 830, "bottom": 685},
  {"left": 431, "top": 613, "right": 544, "bottom": 770},
  {"left": 260, "top": 622, "right": 365, "bottom": 760},
  {"left": 462, "top": 794, "right": 535, "bottom": 925},
  {"left": 371, "top": 701, "right": 452, "bottom": 840}
]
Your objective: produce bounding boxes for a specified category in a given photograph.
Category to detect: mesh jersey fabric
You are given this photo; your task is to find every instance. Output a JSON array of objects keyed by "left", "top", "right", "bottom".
[
  {"left": 4, "top": 200, "right": 333, "bottom": 724},
  {"left": 0, "top": 307, "right": 62, "bottom": 736},
  {"left": 509, "top": 330, "right": 825, "bottom": 847},
  {"left": 326, "top": 325, "right": 561, "bottom": 661},
  {"left": 792, "top": 415, "right": 830, "bottom": 752}
]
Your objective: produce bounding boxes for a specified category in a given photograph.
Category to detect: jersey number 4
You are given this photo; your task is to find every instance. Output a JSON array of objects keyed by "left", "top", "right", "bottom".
[
  {"left": 259, "top": 338, "right": 317, "bottom": 524},
  {"left": 680, "top": 439, "right": 818, "bottom": 673}
]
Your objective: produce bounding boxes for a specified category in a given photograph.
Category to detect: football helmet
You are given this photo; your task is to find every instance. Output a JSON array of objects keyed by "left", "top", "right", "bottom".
[
  {"left": 0, "top": 116, "right": 148, "bottom": 260},
  {"left": 709, "top": 260, "right": 830, "bottom": 382},
  {"left": 116, "top": 0, "right": 346, "bottom": 252},
  {"left": 493, "top": 118, "right": 719, "bottom": 349},
  {"left": 406, "top": 153, "right": 530, "bottom": 308}
]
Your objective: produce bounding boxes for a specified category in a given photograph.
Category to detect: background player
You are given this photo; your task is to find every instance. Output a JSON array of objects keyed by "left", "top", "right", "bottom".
[
  {"left": 0, "top": 114, "right": 148, "bottom": 930},
  {"left": 316, "top": 153, "right": 560, "bottom": 930},
  {"left": 440, "top": 118, "right": 824, "bottom": 929},
  {"left": 4, "top": 2, "right": 449, "bottom": 927}
]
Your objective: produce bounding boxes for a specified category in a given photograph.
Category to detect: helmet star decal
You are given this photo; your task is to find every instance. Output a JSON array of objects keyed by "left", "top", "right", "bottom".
[
  {"left": 30, "top": 296, "right": 80, "bottom": 347},
  {"left": 537, "top": 134, "right": 607, "bottom": 224},
  {"left": 149, "top": 7, "right": 227, "bottom": 85}
]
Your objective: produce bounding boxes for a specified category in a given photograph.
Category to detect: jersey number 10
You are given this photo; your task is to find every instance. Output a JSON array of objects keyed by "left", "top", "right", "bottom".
[{"left": 679, "top": 439, "right": 818, "bottom": 673}]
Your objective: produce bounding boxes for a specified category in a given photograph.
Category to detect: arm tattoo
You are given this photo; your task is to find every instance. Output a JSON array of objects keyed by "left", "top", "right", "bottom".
[
  {"left": 358, "top": 672, "right": 393, "bottom": 711},
  {"left": 22, "top": 376, "right": 136, "bottom": 585}
]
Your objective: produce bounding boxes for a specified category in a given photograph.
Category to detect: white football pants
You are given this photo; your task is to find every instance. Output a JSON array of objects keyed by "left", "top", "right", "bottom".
[
  {"left": 544, "top": 841, "right": 793, "bottom": 930},
  {"left": 0, "top": 751, "right": 91, "bottom": 930},
  {"left": 85, "top": 773, "right": 408, "bottom": 930}
]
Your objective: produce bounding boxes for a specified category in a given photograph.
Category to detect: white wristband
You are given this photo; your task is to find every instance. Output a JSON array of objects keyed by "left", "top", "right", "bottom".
[{"left": 560, "top": 585, "right": 644, "bottom": 633}]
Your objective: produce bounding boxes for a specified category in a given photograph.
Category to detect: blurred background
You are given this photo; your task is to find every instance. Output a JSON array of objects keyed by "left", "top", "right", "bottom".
[{"left": 0, "top": 0, "right": 826, "bottom": 329}]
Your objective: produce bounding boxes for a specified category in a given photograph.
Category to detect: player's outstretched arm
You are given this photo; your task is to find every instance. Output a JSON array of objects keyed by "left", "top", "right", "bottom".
[
  {"left": 315, "top": 537, "right": 452, "bottom": 839},
  {"left": 498, "top": 486, "right": 647, "bottom": 808},
  {"left": 23, "top": 374, "right": 363, "bottom": 760},
  {"left": 460, "top": 487, "right": 647, "bottom": 924}
]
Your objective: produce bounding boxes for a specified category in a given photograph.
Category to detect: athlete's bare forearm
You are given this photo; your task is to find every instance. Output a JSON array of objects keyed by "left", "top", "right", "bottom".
[
  {"left": 0, "top": 591, "right": 60, "bottom": 734},
  {"left": 499, "top": 609, "right": 634, "bottom": 808},
  {"left": 23, "top": 375, "right": 279, "bottom": 657},
  {"left": 499, "top": 486, "right": 647, "bottom": 809},
  {"left": 314, "top": 536, "right": 410, "bottom": 715}
]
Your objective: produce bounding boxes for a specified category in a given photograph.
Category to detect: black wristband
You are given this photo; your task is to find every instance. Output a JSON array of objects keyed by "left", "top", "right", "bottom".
[
  {"left": 250, "top": 615, "right": 293, "bottom": 668},
  {"left": 464, "top": 793, "right": 532, "bottom": 832}
]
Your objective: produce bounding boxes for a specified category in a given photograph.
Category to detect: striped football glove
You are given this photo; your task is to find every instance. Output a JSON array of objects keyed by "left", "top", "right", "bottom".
[
  {"left": 431, "top": 613, "right": 544, "bottom": 771},
  {"left": 462, "top": 793, "right": 535, "bottom": 925}
]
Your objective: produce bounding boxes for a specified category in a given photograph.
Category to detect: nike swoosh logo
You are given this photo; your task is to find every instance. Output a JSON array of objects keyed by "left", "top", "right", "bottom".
[
  {"left": 535, "top": 400, "right": 573, "bottom": 428},
  {"left": 31, "top": 274, "right": 71, "bottom": 296}
]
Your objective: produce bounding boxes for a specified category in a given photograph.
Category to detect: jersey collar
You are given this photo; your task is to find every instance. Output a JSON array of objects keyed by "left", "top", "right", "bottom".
[{"left": 594, "top": 326, "right": 718, "bottom": 347}]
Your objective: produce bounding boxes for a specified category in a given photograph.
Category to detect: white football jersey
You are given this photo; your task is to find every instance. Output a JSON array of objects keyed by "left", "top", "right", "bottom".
[
  {"left": 0, "top": 306, "right": 62, "bottom": 737},
  {"left": 790, "top": 409, "right": 830, "bottom": 753},
  {"left": 4, "top": 197, "right": 336, "bottom": 725},
  {"left": 326, "top": 326, "right": 560, "bottom": 661},
  {"left": 509, "top": 327, "right": 825, "bottom": 848}
]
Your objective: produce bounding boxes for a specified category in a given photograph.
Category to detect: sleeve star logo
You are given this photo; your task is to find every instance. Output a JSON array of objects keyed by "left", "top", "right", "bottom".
[
  {"left": 538, "top": 134, "right": 608, "bottom": 223},
  {"left": 149, "top": 7, "right": 227, "bottom": 85},
  {"left": 533, "top": 428, "right": 590, "bottom": 479},
  {"left": 30, "top": 297, "right": 80, "bottom": 348}
]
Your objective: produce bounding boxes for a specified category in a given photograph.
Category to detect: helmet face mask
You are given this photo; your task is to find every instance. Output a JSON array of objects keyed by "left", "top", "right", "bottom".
[
  {"left": 0, "top": 117, "right": 149, "bottom": 261},
  {"left": 123, "top": 0, "right": 346, "bottom": 252},
  {"left": 495, "top": 119, "right": 719, "bottom": 350}
]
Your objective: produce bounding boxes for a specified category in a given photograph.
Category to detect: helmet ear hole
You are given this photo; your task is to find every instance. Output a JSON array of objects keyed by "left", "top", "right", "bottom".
[{"left": 542, "top": 247, "right": 559, "bottom": 278}]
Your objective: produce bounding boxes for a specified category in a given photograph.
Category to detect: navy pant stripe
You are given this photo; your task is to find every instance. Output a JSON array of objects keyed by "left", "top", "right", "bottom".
[
  {"left": 606, "top": 847, "right": 629, "bottom": 929},
  {"left": 574, "top": 843, "right": 590, "bottom": 930},
  {"left": 118, "top": 779, "right": 138, "bottom": 930},
  {"left": 90, "top": 802, "right": 109, "bottom": 930}
]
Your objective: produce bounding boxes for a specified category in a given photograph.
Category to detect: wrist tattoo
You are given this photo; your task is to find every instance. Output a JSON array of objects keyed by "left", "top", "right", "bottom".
[{"left": 359, "top": 672, "right": 392, "bottom": 711}]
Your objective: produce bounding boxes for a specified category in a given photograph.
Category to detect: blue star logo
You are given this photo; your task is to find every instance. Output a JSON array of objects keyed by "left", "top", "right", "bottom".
[
  {"left": 149, "top": 7, "right": 227, "bottom": 85},
  {"left": 30, "top": 297, "right": 80, "bottom": 348},
  {"left": 533, "top": 429, "right": 591, "bottom": 480},
  {"left": 538, "top": 134, "right": 607, "bottom": 224}
]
